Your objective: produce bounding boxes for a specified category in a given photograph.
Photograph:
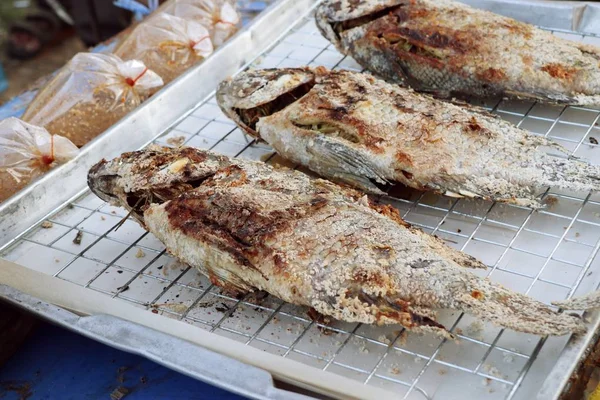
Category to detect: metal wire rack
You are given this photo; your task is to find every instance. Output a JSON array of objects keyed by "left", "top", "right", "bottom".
[{"left": 3, "top": 11, "right": 600, "bottom": 400}]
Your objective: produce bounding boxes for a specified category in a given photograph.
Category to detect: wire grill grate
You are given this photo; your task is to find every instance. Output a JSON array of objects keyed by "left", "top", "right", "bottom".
[{"left": 3, "top": 9, "right": 600, "bottom": 400}]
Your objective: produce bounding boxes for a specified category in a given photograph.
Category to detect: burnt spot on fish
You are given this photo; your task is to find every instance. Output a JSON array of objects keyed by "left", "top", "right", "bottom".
[
  {"left": 477, "top": 68, "right": 507, "bottom": 83},
  {"left": 352, "top": 268, "right": 386, "bottom": 287},
  {"left": 355, "top": 82, "right": 368, "bottom": 94},
  {"left": 361, "top": 5, "right": 476, "bottom": 60},
  {"left": 391, "top": 26, "right": 469, "bottom": 54},
  {"left": 541, "top": 63, "right": 579, "bottom": 80},
  {"left": 179, "top": 213, "right": 256, "bottom": 266},
  {"left": 319, "top": 70, "right": 370, "bottom": 104},
  {"left": 163, "top": 172, "right": 341, "bottom": 279},
  {"left": 395, "top": 150, "right": 413, "bottom": 166},
  {"left": 272, "top": 253, "right": 287, "bottom": 273},
  {"left": 466, "top": 116, "right": 493, "bottom": 137},
  {"left": 471, "top": 290, "right": 484, "bottom": 300}
]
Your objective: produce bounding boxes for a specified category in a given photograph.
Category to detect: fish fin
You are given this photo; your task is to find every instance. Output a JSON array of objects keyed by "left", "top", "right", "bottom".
[
  {"left": 448, "top": 98, "right": 500, "bottom": 119},
  {"left": 454, "top": 279, "right": 586, "bottom": 336},
  {"left": 552, "top": 291, "right": 600, "bottom": 310},
  {"left": 527, "top": 135, "right": 571, "bottom": 155},
  {"left": 505, "top": 88, "right": 600, "bottom": 107},
  {"left": 356, "top": 291, "right": 454, "bottom": 339},
  {"left": 306, "top": 134, "right": 388, "bottom": 194},
  {"left": 448, "top": 250, "right": 488, "bottom": 270},
  {"left": 415, "top": 230, "right": 488, "bottom": 270},
  {"left": 541, "top": 157, "right": 600, "bottom": 195},
  {"left": 204, "top": 264, "right": 254, "bottom": 298},
  {"left": 504, "top": 89, "right": 570, "bottom": 104}
]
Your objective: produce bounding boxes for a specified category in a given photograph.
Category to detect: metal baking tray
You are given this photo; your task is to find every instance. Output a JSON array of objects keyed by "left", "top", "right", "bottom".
[{"left": 2, "top": 1, "right": 600, "bottom": 399}]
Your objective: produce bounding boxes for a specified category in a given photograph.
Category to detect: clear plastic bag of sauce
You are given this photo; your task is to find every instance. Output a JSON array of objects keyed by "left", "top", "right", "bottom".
[
  {"left": 0, "top": 117, "right": 79, "bottom": 202},
  {"left": 114, "top": 13, "right": 214, "bottom": 85},
  {"left": 157, "top": 0, "right": 239, "bottom": 46},
  {"left": 22, "top": 52, "right": 163, "bottom": 147}
]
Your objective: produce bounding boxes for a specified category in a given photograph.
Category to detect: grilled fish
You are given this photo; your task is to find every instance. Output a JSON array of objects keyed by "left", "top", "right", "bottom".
[
  {"left": 88, "top": 146, "right": 587, "bottom": 337},
  {"left": 315, "top": 0, "right": 600, "bottom": 105},
  {"left": 217, "top": 67, "right": 600, "bottom": 208}
]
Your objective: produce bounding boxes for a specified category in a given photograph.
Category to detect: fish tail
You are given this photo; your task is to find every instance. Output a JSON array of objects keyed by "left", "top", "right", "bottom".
[
  {"left": 453, "top": 279, "right": 586, "bottom": 336},
  {"left": 553, "top": 290, "right": 600, "bottom": 310}
]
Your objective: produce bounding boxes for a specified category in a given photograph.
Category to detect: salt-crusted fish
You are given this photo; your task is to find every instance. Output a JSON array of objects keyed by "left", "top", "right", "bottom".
[
  {"left": 88, "top": 146, "right": 587, "bottom": 337},
  {"left": 217, "top": 67, "right": 600, "bottom": 208},
  {"left": 315, "top": 0, "right": 600, "bottom": 105}
]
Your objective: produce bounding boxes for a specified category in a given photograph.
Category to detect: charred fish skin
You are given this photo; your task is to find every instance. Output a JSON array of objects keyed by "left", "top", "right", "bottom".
[
  {"left": 217, "top": 67, "right": 600, "bottom": 208},
  {"left": 315, "top": 0, "right": 600, "bottom": 106},
  {"left": 89, "top": 147, "right": 586, "bottom": 337}
]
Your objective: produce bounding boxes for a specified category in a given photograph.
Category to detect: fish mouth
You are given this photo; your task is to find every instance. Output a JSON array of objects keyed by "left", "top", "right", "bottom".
[
  {"left": 88, "top": 157, "right": 152, "bottom": 223},
  {"left": 216, "top": 68, "right": 319, "bottom": 138},
  {"left": 88, "top": 159, "right": 120, "bottom": 204}
]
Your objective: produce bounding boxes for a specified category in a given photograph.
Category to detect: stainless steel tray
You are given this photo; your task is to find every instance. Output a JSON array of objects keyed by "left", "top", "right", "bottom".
[{"left": 2, "top": 1, "right": 600, "bottom": 399}]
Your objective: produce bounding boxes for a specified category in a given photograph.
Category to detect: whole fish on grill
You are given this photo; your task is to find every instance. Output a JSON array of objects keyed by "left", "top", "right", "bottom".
[
  {"left": 315, "top": 0, "right": 600, "bottom": 105},
  {"left": 88, "top": 146, "right": 588, "bottom": 337},
  {"left": 216, "top": 67, "right": 600, "bottom": 208}
]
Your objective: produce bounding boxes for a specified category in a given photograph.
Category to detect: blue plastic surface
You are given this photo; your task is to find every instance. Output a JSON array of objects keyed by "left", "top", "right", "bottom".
[
  {"left": 0, "top": 64, "right": 8, "bottom": 94},
  {"left": 0, "top": 321, "right": 245, "bottom": 400}
]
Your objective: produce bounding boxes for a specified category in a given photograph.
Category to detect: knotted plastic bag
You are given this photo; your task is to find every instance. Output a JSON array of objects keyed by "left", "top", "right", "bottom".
[
  {"left": 157, "top": 0, "right": 239, "bottom": 46},
  {"left": 22, "top": 52, "right": 164, "bottom": 147},
  {"left": 114, "top": 13, "right": 214, "bottom": 85},
  {"left": 0, "top": 117, "right": 79, "bottom": 202}
]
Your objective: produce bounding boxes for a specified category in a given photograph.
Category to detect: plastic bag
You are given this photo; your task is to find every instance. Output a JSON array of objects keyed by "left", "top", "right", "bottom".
[
  {"left": 114, "top": 13, "right": 214, "bottom": 85},
  {"left": 157, "top": 0, "right": 239, "bottom": 46},
  {"left": 0, "top": 117, "right": 79, "bottom": 202},
  {"left": 22, "top": 52, "right": 164, "bottom": 147}
]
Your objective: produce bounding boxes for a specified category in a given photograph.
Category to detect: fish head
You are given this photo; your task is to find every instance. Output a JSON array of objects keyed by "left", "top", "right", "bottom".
[
  {"left": 88, "top": 146, "right": 234, "bottom": 225},
  {"left": 216, "top": 67, "right": 322, "bottom": 138},
  {"left": 315, "top": 0, "right": 408, "bottom": 50}
]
